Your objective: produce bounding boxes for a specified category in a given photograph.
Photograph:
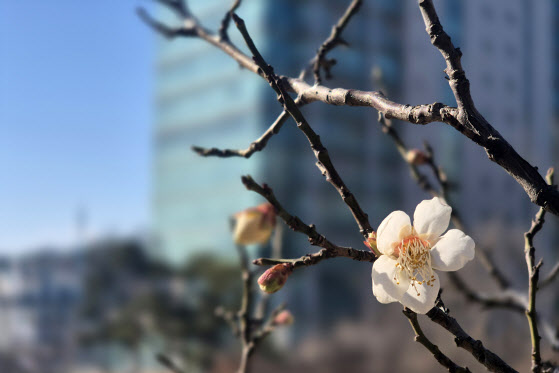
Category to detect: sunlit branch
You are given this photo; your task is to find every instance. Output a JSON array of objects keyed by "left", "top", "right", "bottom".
[{"left": 403, "top": 308, "right": 471, "bottom": 373}]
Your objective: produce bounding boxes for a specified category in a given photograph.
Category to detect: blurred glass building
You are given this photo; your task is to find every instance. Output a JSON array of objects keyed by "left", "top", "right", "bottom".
[
  {"left": 153, "top": 0, "right": 269, "bottom": 264},
  {"left": 153, "top": 0, "right": 559, "bottom": 341}
]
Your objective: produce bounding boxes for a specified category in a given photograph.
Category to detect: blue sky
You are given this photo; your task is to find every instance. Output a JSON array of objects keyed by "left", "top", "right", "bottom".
[{"left": 0, "top": 1, "right": 154, "bottom": 254}]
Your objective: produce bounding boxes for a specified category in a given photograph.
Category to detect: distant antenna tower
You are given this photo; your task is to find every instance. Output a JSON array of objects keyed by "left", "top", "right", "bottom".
[{"left": 76, "top": 205, "right": 88, "bottom": 247}]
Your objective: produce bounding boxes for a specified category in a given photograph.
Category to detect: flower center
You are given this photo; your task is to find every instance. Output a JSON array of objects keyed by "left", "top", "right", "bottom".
[{"left": 393, "top": 236, "right": 435, "bottom": 296}]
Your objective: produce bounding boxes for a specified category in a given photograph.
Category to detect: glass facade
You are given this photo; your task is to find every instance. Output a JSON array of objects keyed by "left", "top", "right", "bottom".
[{"left": 153, "top": 1, "right": 268, "bottom": 263}]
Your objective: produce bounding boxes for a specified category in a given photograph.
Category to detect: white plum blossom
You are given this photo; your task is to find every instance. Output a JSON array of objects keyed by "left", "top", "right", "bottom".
[{"left": 371, "top": 197, "right": 475, "bottom": 314}]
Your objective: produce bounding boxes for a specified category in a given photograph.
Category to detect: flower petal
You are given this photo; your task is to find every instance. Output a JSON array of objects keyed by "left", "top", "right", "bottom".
[
  {"left": 430, "top": 229, "right": 475, "bottom": 271},
  {"left": 377, "top": 211, "right": 411, "bottom": 256},
  {"left": 400, "top": 272, "right": 440, "bottom": 314},
  {"left": 372, "top": 255, "right": 410, "bottom": 304},
  {"left": 413, "top": 197, "right": 451, "bottom": 241}
]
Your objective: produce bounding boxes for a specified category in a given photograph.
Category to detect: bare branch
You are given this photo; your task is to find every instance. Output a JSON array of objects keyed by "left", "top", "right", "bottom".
[
  {"left": 253, "top": 246, "right": 375, "bottom": 269},
  {"left": 312, "top": 0, "right": 362, "bottom": 84},
  {"left": 232, "top": 13, "right": 373, "bottom": 236},
  {"left": 448, "top": 272, "right": 525, "bottom": 313},
  {"left": 417, "top": 0, "right": 472, "bottom": 112},
  {"left": 242, "top": 175, "right": 376, "bottom": 267},
  {"left": 292, "top": 82, "right": 455, "bottom": 124},
  {"left": 448, "top": 269, "right": 559, "bottom": 352},
  {"left": 140, "top": 1, "right": 559, "bottom": 216},
  {"left": 427, "top": 305, "right": 518, "bottom": 373},
  {"left": 403, "top": 308, "right": 471, "bottom": 373},
  {"left": 474, "top": 249, "right": 511, "bottom": 290},
  {"left": 416, "top": 0, "right": 559, "bottom": 217}
]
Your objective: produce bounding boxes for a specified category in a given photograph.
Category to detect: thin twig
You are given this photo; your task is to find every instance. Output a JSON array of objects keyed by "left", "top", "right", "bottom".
[
  {"left": 312, "top": 0, "right": 362, "bottom": 84},
  {"left": 219, "top": 0, "right": 242, "bottom": 41},
  {"left": 423, "top": 142, "right": 452, "bottom": 198},
  {"left": 254, "top": 248, "right": 377, "bottom": 269},
  {"left": 242, "top": 175, "right": 377, "bottom": 266},
  {"left": 378, "top": 112, "right": 439, "bottom": 196},
  {"left": 403, "top": 308, "right": 471, "bottom": 373},
  {"left": 539, "top": 261, "right": 559, "bottom": 289},
  {"left": 523, "top": 168, "right": 553, "bottom": 372},
  {"left": 232, "top": 13, "right": 373, "bottom": 237},
  {"left": 236, "top": 244, "right": 254, "bottom": 373},
  {"left": 225, "top": 232, "right": 291, "bottom": 372},
  {"left": 192, "top": 101, "right": 301, "bottom": 158},
  {"left": 136, "top": 8, "right": 196, "bottom": 38}
]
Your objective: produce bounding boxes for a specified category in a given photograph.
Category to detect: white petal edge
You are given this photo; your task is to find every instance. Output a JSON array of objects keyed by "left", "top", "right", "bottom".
[
  {"left": 430, "top": 229, "right": 475, "bottom": 271},
  {"left": 400, "top": 272, "right": 440, "bottom": 314},
  {"left": 372, "top": 255, "right": 410, "bottom": 304},
  {"left": 413, "top": 197, "right": 451, "bottom": 241},
  {"left": 377, "top": 211, "right": 411, "bottom": 256}
]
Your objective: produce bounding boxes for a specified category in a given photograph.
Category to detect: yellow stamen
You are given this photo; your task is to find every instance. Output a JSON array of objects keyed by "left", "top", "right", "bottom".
[{"left": 394, "top": 236, "right": 436, "bottom": 296}]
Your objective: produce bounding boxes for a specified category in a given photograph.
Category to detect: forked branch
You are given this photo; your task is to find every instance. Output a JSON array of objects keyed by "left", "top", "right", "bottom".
[
  {"left": 139, "top": 0, "right": 559, "bottom": 216},
  {"left": 242, "top": 175, "right": 376, "bottom": 267}
]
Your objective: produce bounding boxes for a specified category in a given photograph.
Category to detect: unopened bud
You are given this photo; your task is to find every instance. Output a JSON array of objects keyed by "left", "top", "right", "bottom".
[
  {"left": 232, "top": 203, "right": 276, "bottom": 245},
  {"left": 405, "top": 149, "right": 429, "bottom": 166},
  {"left": 273, "top": 310, "right": 294, "bottom": 326},
  {"left": 364, "top": 231, "right": 378, "bottom": 254},
  {"left": 258, "top": 263, "right": 293, "bottom": 294}
]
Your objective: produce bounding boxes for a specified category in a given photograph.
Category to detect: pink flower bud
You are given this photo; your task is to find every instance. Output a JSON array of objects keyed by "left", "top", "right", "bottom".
[
  {"left": 405, "top": 149, "right": 429, "bottom": 166},
  {"left": 257, "top": 263, "right": 293, "bottom": 294},
  {"left": 273, "top": 310, "right": 294, "bottom": 326},
  {"left": 232, "top": 203, "right": 276, "bottom": 245}
]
